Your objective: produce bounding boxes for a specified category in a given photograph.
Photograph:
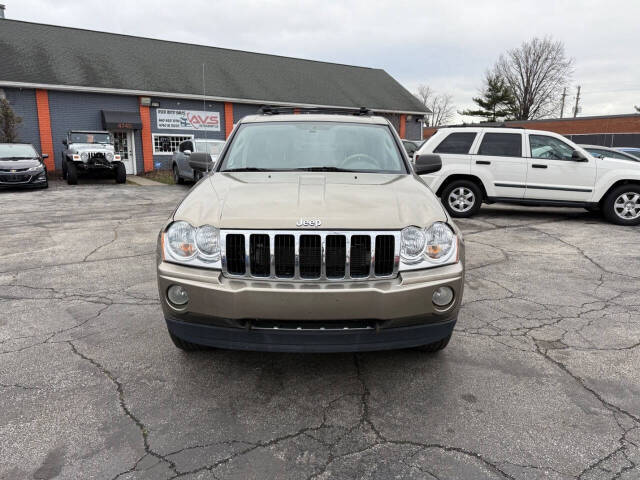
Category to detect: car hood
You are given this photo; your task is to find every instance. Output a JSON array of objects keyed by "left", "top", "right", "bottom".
[
  {"left": 173, "top": 172, "right": 448, "bottom": 230},
  {"left": 0, "top": 158, "right": 41, "bottom": 169},
  {"left": 69, "top": 143, "right": 115, "bottom": 152}
]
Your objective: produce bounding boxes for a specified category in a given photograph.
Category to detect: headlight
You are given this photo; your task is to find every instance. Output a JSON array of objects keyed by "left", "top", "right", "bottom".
[
  {"left": 80, "top": 152, "right": 89, "bottom": 161},
  {"left": 400, "top": 222, "right": 457, "bottom": 270},
  {"left": 106, "top": 152, "right": 114, "bottom": 161},
  {"left": 27, "top": 165, "right": 44, "bottom": 172},
  {"left": 163, "top": 221, "right": 221, "bottom": 268},
  {"left": 195, "top": 225, "right": 220, "bottom": 260},
  {"left": 400, "top": 226, "right": 426, "bottom": 263}
]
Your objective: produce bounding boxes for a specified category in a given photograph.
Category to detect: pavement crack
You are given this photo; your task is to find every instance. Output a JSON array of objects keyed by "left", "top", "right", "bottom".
[{"left": 66, "top": 341, "right": 179, "bottom": 478}]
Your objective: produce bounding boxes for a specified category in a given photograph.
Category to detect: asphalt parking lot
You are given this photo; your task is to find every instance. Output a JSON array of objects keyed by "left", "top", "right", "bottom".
[{"left": 1, "top": 181, "right": 639, "bottom": 480}]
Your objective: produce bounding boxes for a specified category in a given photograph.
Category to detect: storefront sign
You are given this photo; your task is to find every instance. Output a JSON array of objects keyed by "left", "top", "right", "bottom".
[{"left": 156, "top": 109, "right": 221, "bottom": 131}]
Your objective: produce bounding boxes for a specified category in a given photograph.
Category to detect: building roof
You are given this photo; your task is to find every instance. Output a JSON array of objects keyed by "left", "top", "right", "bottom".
[{"left": 0, "top": 19, "right": 427, "bottom": 115}]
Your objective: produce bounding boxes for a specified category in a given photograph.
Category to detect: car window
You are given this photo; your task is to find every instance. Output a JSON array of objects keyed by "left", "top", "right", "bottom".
[
  {"left": 478, "top": 133, "right": 522, "bottom": 157},
  {"left": 220, "top": 122, "right": 407, "bottom": 173},
  {"left": 403, "top": 140, "right": 417, "bottom": 155},
  {"left": 69, "top": 132, "right": 111, "bottom": 144},
  {"left": 433, "top": 132, "right": 477, "bottom": 154},
  {"left": 0, "top": 144, "right": 38, "bottom": 158},
  {"left": 196, "top": 141, "right": 225, "bottom": 155},
  {"left": 586, "top": 148, "right": 632, "bottom": 160},
  {"left": 179, "top": 141, "right": 193, "bottom": 153},
  {"left": 529, "top": 135, "right": 575, "bottom": 161},
  {"left": 584, "top": 148, "right": 605, "bottom": 158}
]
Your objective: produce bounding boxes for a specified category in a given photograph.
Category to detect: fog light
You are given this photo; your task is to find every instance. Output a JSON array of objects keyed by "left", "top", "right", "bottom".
[
  {"left": 432, "top": 287, "right": 454, "bottom": 307},
  {"left": 167, "top": 285, "right": 188, "bottom": 306}
]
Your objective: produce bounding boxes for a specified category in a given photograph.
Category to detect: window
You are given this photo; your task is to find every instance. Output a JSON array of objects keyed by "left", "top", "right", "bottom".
[
  {"left": 478, "top": 133, "right": 522, "bottom": 157},
  {"left": 529, "top": 135, "right": 574, "bottom": 161},
  {"left": 152, "top": 134, "right": 194, "bottom": 155},
  {"left": 0, "top": 144, "right": 38, "bottom": 158},
  {"left": 195, "top": 141, "right": 225, "bottom": 155},
  {"left": 585, "top": 148, "right": 638, "bottom": 161},
  {"left": 433, "top": 132, "right": 476, "bottom": 154},
  {"left": 220, "top": 122, "right": 406, "bottom": 173}
]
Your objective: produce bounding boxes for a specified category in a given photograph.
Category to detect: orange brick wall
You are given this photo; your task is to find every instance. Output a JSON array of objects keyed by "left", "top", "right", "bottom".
[
  {"left": 34, "top": 89, "right": 55, "bottom": 170},
  {"left": 399, "top": 114, "right": 406, "bottom": 138},
  {"left": 139, "top": 102, "right": 154, "bottom": 172},
  {"left": 224, "top": 102, "right": 234, "bottom": 138}
]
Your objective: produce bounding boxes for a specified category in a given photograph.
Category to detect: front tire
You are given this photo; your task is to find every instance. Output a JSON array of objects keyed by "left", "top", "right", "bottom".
[
  {"left": 114, "top": 162, "right": 126, "bottom": 184},
  {"left": 414, "top": 334, "right": 452, "bottom": 353},
  {"left": 173, "top": 165, "right": 184, "bottom": 185},
  {"left": 169, "top": 332, "right": 206, "bottom": 351},
  {"left": 602, "top": 184, "right": 640, "bottom": 226},
  {"left": 441, "top": 180, "right": 482, "bottom": 218},
  {"left": 66, "top": 161, "right": 78, "bottom": 185}
]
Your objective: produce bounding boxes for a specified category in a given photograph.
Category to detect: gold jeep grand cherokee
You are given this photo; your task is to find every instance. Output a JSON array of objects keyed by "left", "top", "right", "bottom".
[{"left": 157, "top": 109, "right": 465, "bottom": 353}]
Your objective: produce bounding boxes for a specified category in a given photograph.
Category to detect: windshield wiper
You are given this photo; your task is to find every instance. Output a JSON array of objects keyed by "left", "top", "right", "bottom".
[
  {"left": 293, "top": 166, "right": 359, "bottom": 172},
  {"left": 222, "top": 167, "right": 273, "bottom": 172}
]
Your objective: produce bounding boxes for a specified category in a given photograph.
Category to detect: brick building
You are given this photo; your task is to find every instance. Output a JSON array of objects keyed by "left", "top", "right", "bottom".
[
  {"left": 0, "top": 19, "right": 427, "bottom": 174},
  {"left": 424, "top": 114, "right": 640, "bottom": 148}
]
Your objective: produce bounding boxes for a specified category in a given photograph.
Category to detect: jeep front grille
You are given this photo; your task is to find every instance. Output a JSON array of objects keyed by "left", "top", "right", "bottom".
[{"left": 221, "top": 230, "right": 399, "bottom": 281}]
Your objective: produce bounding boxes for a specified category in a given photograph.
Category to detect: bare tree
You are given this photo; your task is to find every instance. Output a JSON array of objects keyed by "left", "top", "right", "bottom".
[
  {"left": 414, "top": 84, "right": 455, "bottom": 126},
  {"left": 0, "top": 98, "right": 22, "bottom": 143},
  {"left": 494, "top": 37, "right": 573, "bottom": 120}
]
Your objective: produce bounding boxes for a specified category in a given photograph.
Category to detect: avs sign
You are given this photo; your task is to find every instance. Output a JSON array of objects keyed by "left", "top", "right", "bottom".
[{"left": 156, "top": 109, "right": 221, "bottom": 132}]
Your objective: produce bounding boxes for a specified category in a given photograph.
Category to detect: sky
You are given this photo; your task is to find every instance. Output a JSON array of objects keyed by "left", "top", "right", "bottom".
[{"left": 5, "top": 0, "right": 640, "bottom": 123}]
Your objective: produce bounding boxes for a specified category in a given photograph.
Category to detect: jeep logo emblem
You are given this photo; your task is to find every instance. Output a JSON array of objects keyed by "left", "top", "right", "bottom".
[{"left": 296, "top": 218, "right": 322, "bottom": 228}]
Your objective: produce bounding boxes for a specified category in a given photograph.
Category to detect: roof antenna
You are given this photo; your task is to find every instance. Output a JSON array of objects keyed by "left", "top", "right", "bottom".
[{"left": 202, "top": 63, "right": 208, "bottom": 140}]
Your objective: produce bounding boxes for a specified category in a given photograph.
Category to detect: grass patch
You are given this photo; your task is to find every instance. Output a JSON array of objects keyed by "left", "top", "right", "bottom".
[{"left": 143, "top": 170, "right": 175, "bottom": 185}]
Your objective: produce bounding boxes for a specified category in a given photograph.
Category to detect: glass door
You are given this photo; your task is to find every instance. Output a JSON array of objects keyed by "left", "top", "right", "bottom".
[{"left": 112, "top": 131, "right": 136, "bottom": 174}]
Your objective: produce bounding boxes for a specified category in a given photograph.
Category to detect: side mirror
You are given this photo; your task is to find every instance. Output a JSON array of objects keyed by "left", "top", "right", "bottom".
[
  {"left": 183, "top": 149, "right": 192, "bottom": 156},
  {"left": 42, "top": 154, "right": 49, "bottom": 159},
  {"left": 572, "top": 150, "right": 588, "bottom": 162},
  {"left": 413, "top": 154, "right": 442, "bottom": 175}
]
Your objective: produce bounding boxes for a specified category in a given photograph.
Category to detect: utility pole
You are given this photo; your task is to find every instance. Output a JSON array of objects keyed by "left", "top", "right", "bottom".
[
  {"left": 573, "top": 86, "right": 581, "bottom": 118},
  {"left": 559, "top": 87, "right": 567, "bottom": 118}
]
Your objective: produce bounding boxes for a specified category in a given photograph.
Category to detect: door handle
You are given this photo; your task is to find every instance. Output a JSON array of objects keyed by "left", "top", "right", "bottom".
[
  {"left": 532, "top": 164, "right": 548, "bottom": 169},
  {"left": 476, "top": 160, "right": 491, "bottom": 165}
]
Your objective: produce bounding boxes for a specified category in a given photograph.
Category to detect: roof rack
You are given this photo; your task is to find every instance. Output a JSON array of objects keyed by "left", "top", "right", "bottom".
[
  {"left": 438, "top": 122, "right": 524, "bottom": 130},
  {"left": 258, "top": 105, "right": 373, "bottom": 116}
]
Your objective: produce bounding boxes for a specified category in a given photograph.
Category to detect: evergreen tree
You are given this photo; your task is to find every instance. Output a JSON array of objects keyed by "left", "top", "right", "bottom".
[
  {"left": 0, "top": 98, "right": 22, "bottom": 143},
  {"left": 460, "top": 73, "right": 516, "bottom": 122}
]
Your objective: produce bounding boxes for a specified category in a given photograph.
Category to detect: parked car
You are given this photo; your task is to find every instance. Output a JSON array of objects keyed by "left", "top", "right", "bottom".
[
  {"left": 581, "top": 145, "right": 640, "bottom": 162},
  {"left": 415, "top": 126, "right": 640, "bottom": 225},
  {"left": 62, "top": 131, "right": 125, "bottom": 185},
  {"left": 616, "top": 147, "right": 640, "bottom": 159},
  {"left": 157, "top": 110, "right": 463, "bottom": 353},
  {"left": 401, "top": 139, "right": 424, "bottom": 159},
  {"left": 0, "top": 143, "right": 48, "bottom": 189},
  {"left": 172, "top": 139, "right": 225, "bottom": 184}
]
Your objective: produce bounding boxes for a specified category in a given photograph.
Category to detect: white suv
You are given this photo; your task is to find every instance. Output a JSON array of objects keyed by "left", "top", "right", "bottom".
[{"left": 416, "top": 127, "right": 640, "bottom": 225}]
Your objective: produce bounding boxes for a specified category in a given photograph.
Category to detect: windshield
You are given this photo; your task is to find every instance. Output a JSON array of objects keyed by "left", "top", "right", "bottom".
[
  {"left": 0, "top": 144, "right": 38, "bottom": 158},
  {"left": 220, "top": 122, "right": 406, "bottom": 173},
  {"left": 69, "top": 132, "right": 112, "bottom": 144},
  {"left": 196, "top": 141, "right": 225, "bottom": 155}
]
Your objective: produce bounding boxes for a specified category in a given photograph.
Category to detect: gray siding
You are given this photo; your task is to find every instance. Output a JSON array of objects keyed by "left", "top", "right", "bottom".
[
  {"left": 2, "top": 87, "right": 40, "bottom": 150},
  {"left": 232, "top": 103, "right": 262, "bottom": 124},
  {"left": 47, "top": 91, "right": 143, "bottom": 171},
  {"left": 150, "top": 97, "right": 225, "bottom": 169}
]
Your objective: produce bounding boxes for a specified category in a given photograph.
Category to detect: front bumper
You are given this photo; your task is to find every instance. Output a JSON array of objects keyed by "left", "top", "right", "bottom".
[
  {"left": 0, "top": 171, "right": 47, "bottom": 187},
  {"left": 158, "top": 261, "right": 464, "bottom": 352}
]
